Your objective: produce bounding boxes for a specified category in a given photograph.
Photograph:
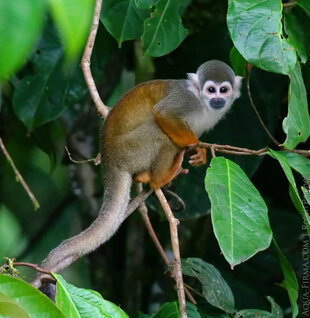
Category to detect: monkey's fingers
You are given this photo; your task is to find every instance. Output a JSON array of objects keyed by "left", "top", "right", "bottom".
[{"left": 189, "top": 148, "right": 207, "bottom": 166}]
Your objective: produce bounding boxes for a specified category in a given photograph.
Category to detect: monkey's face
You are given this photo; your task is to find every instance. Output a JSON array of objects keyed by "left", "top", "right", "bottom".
[{"left": 201, "top": 80, "right": 235, "bottom": 112}]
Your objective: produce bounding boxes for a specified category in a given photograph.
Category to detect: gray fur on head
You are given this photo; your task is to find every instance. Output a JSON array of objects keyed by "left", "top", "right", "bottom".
[{"left": 197, "top": 60, "right": 235, "bottom": 88}]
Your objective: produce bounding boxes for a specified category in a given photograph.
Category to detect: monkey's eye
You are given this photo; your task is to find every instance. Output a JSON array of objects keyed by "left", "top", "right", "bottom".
[
  {"left": 208, "top": 87, "right": 216, "bottom": 93},
  {"left": 220, "top": 87, "right": 228, "bottom": 93}
]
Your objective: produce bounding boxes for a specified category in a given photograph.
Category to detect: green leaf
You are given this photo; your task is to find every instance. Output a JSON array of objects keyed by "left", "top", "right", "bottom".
[
  {"left": 281, "top": 152, "right": 310, "bottom": 182},
  {"left": 282, "top": 63, "right": 310, "bottom": 149},
  {"left": 302, "top": 187, "right": 310, "bottom": 205},
  {"left": 284, "top": 7, "right": 310, "bottom": 64},
  {"left": 142, "top": 0, "right": 188, "bottom": 57},
  {"left": 0, "top": 0, "right": 45, "bottom": 80},
  {"left": 182, "top": 258, "right": 235, "bottom": 313},
  {"left": 236, "top": 296, "right": 283, "bottom": 318},
  {"left": 153, "top": 302, "right": 179, "bottom": 318},
  {"left": 268, "top": 149, "right": 310, "bottom": 236},
  {"left": 54, "top": 274, "right": 130, "bottom": 318},
  {"left": 205, "top": 157, "right": 272, "bottom": 267},
  {"left": 134, "top": 0, "right": 157, "bottom": 9},
  {"left": 297, "top": 0, "right": 310, "bottom": 17},
  {"left": 235, "top": 296, "right": 283, "bottom": 318},
  {"left": 273, "top": 239, "right": 299, "bottom": 318},
  {"left": 101, "top": 0, "right": 149, "bottom": 46},
  {"left": 49, "top": 0, "right": 95, "bottom": 59},
  {"left": 0, "top": 274, "right": 65, "bottom": 318},
  {"left": 186, "top": 303, "right": 202, "bottom": 318},
  {"left": 268, "top": 296, "right": 284, "bottom": 317},
  {"left": 0, "top": 205, "right": 27, "bottom": 258},
  {"left": 227, "top": 0, "right": 296, "bottom": 75},
  {"left": 229, "top": 46, "right": 247, "bottom": 77},
  {"left": 13, "top": 23, "right": 68, "bottom": 129},
  {"left": 0, "top": 292, "right": 30, "bottom": 318}
]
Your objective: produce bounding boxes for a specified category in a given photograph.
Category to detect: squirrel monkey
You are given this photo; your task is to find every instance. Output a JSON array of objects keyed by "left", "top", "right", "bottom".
[{"left": 32, "top": 60, "right": 242, "bottom": 288}]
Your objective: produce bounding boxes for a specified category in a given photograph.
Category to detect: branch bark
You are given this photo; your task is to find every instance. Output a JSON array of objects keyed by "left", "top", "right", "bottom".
[
  {"left": 81, "top": 0, "right": 109, "bottom": 119},
  {"left": 155, "top": 188, "right": 187, "bottom": 318}
]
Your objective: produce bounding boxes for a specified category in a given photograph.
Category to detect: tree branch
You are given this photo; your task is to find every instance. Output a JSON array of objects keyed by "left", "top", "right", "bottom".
[
  {"left": 196, "top": 142, "right": 310, "bottom": 157},
  {"left": 0, "top": 137, "right": 40, "bottom": 210},
  {"left": 81, "top": 0, "right": 109, "bottom": 119},
  {"left": 155, "top": 188, "right": 187, "bottom": 318}
]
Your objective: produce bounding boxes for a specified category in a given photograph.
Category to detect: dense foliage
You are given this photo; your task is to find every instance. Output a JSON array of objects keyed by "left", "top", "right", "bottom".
[{"left": 0, "top": 0, "right": 309, "bottom": 317}]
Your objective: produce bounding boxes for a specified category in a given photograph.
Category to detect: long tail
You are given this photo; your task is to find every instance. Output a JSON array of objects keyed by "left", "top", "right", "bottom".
[{"left": 33, "top": 168, "right": 132, "bottom": 286}]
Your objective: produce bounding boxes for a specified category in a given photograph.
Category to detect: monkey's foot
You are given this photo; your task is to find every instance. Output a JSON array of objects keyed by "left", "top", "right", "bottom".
[
  {"left": 189, "top": 147, "right": 207, "bottom": 167},
  {"left": 135, "top": 171, "right": 151, "bottom": 183}
]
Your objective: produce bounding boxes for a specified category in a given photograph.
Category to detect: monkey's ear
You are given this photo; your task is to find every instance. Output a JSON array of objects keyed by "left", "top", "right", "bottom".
[
  {"left": 187, "top": 73, "right": 200, "bottom": 96},
  {"left": 233, "top": 76, "right": 243, "bottom": 99}
]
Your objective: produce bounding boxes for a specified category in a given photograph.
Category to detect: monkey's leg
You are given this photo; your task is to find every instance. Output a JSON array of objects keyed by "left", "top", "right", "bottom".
[{"left": 150, "top": 147, "right": 185, "bottom": 189}]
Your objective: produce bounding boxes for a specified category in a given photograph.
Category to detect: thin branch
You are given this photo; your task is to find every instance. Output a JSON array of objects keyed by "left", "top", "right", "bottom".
[
  {"left": 283, "top": 1, "right": 297, "bottom": 8},
  {"left": 155, "top": 188, "right": 187, "bottom": 318},
  {"left": 0, "top": 259, "right": 52, "bottom": 276},
  {"left": 247, "top": 70, "right": 281, "bottom": 146},
  {"left": 164, "top": 189, "right": 186, "bottom": 212},
  {"left": 135, "top": 184, "right": 196, "bottom": 304},
  {"left": 125, "top": 188, "right": 153, "bottom": 218},
  {"left": 13, "top": 262, "right": 52, "bottom": 275},
  {"left": 65, "top": 146, "right": 101, "bottom": 165},
  {"left": 81, "top": 0, "right": 109, "bottom": 119},
  {"left": 197, "top": 142, "right": 310, "bottom": 157},
  {"left": 0, "top": 137, "right": 40, "bottom": 210}
]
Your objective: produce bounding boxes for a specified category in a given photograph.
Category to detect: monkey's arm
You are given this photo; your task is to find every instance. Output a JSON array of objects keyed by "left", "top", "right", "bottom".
[{"left": 152, "top": 92, "right": 199, "bottom": 148}]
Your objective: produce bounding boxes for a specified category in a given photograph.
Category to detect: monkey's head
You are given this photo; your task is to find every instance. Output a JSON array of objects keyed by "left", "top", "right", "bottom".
[{"left": 188, "top": 60, "right": 242, "bottom": 114}]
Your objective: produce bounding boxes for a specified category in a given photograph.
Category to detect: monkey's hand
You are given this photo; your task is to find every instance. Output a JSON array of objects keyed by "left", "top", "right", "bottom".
[{"left": 188, "top": 147, "right": 207, "bottom": 167}]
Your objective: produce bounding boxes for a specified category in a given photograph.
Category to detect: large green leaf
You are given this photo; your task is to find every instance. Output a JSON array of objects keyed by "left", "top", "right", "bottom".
[
  {"left": 101, "top": 0, "right": 149, "bottom": 46},
  {"left": 268, "top": 149, "right": 310, "bottom": 236},
  {"left": 229, "top": 46, "right": 247, "bottom": 77},
  {"left": 205, "top": 157, "right": 272, "bottom": 267},
  {"left": 273, "top": 239, "right": 299, "bottom": 318},
  {"left": 142, "top": 0, "right": 187, "bottom": 57},
  {"left": 0, "top": 205, "right": 27, "bottom": 258},
  {"left": 0, "top": 274, "right": 65, "bottom": 318},
  {"left": 13, "top": 23, "right": 67, "bottom": 129},
  {"left": 0, "top": 0, "right": 45, "bottom": 80},
  {"left": 182, "top": 258, "right": 235, "bottom": 313},
  {"left": 54, "top": 274, "right": 129, "bottom": 318},
  {"left": 49, "top": 0, "right": 95, "bottom": 59},
  {"left": 284, "top": 7, "right": 310, "bottom": 64},
  {"left": 297, "top": 0, "right": 310, "bottom": 16},
  {"left": 236, "top": 296, "right": 283, "bottom": 318},
  {"left": 227, "top": 0, "right": 296, "bottom": 75},
  {"left": 282, "top": 63, "right": 310, "bottom": 149},
  {"left": 281, "top": 152, "right": 310, "bottom": 182}
]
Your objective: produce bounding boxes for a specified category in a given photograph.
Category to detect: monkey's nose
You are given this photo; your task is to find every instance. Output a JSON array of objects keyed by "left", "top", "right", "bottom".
[{"left": 210, "top": 98, "right": 226, "bottom": 109}]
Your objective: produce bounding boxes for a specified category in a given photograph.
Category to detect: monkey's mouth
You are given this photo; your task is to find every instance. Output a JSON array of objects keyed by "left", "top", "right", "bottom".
[{"left": 210, "top": 98, "right": 225, "bottom": 109}]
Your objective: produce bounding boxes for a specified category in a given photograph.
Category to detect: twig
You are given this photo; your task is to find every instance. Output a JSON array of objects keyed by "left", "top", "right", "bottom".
[
  {"left": 0, "top": 137, "right": 40, "bottom": 210},
  {"left": 155, "top": 188, "right": 187, "bottom": 318},
  {"left": 196, "top": 142, "right": 310, "bottom": 157},
  {"left": 135, "top": 184, "right": 196, "bottom": 304},
  {"left": 164, "top": 189, "right": 186, "bottom": 212},
  {"left": 210, "top": 145, "right": 216, "bottom": 158},
  {"left": 125, "top": 188, "right": 153, "bottom": 218},
  {"left": 0, "top": 260, "right": 51, "bottom": 276},
  {"left": 65, "top": 146, "right": 101, "bottom": 165},
  {"left": 283, "top": 1, "right": 297, "bottom": 8},
  {"left": 81, "top": 0, "right": 109, "bottom": 119},
  {"left": 247, "top": 70, "right": 281, "bottom": 146}
]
